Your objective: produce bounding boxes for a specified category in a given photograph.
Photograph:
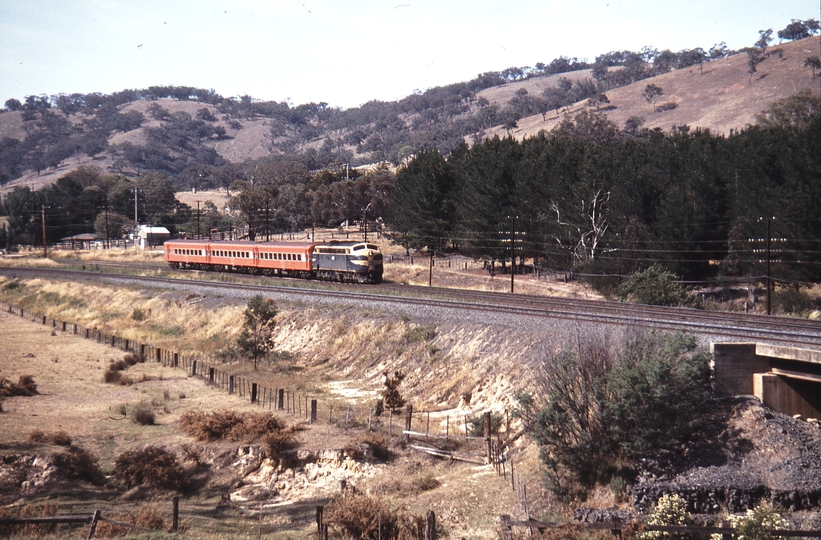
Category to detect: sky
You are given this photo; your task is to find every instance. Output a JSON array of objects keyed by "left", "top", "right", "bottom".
[{"left": 1, "top": 0, "right": 819, "bottom": 110}]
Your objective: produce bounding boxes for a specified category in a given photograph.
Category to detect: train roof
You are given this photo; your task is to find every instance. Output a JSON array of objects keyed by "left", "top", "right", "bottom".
[{"left": 164, "top": 239, "right": 316, "bottom": 249}]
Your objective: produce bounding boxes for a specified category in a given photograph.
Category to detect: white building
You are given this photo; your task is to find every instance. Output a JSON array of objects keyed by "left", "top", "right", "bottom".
[{"left": 136, "top": 226, "right": 170, "bottom": 249}]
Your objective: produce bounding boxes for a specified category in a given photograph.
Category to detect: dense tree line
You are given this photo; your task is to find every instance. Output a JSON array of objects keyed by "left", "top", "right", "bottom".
[
  {"left": 386, "top": 92, "right": 821, "bottom": 284},
  {"left": 0, "top": 166, "right": 186, "bottom": 246}
]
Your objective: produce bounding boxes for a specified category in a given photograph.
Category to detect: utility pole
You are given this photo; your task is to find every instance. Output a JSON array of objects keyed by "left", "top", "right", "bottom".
[
  {"left": 509, "top": 215, "right": 517, "bottom": 294},
  {"left": 133, "top": 186, "right": 138, "bottom": 249},
  {"left": 196, "top": 200, "right": 201, "bottom": 240},
  {"left": 363, "top": 202, "right": 372, "bottom": 241},
  {"left": 41, "top": 205, "right": 48, "bottom": 258},
  {"left": 104, "top": 203, "right": 110, "bottom": 249},
  {"left": 766, "top": 217, "right": 772, "bottom": 316},
  {"left": 429, "top": 253, "right": 434, "bottom": 287}
]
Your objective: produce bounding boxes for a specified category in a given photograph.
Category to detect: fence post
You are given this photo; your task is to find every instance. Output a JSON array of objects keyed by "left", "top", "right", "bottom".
[
  {"left": 499, "top": 515, "right": 512, "bottom": 540},
  {"left": 311, "top": 399, "right": 317, "bottom": 423},
  {"left": 251, "top": 383, "right": 258, "bottom": 404},
  {"left": 278, "top": 389, "right": 284, "bottom": 410},
  {"left": 191, "top": 360, "right": 197, "bottom": 377},
  {"left": 172, "top": 496, "right": 179, "bottom": 532},
  {"left": 86, "top": 509, "right": 101, "bottom": 540},
  {"left": 228, "top": 375, "right": 235, "bottom": 395},
  {"left": 484, "top": 412, "right": 492, "bottom": 464},
  {"left": 173, "top": 353, "right": 179, "bottom": 368},
  {"left": 156, "top": 348, "right": 161, "bottom": 363},
  {"left": 404, "top": 404, "right": 413, "bottom": 442},
  {"left": 425, "top": 510, "right": 437, "bottom": 540}
]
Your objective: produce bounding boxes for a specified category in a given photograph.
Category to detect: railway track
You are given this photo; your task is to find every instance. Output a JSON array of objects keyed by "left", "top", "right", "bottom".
[{"left": 3, "top": 264, "right": 821, "bottom": 349}]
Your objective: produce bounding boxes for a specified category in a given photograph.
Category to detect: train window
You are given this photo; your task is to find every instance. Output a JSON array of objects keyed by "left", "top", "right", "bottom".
[{"left": 367, "top": 244, "right": 378, "bottom": 250}]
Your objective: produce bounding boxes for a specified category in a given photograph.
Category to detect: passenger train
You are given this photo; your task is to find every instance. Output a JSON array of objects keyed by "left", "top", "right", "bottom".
[{"left": 163, "top": 239, "right": 383, "bottom": 284}]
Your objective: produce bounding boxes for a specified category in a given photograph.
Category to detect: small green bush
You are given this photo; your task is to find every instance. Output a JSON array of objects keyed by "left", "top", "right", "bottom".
[
  {"left": 618, "top": 265, "right": 697, "bottom": 307},
  {"left": 466, "top": 413, "right": 504, "bottom": 437},
  {"left": 130, "top": 308, "right": 146, "bottom": 321},
  {"left": 774, "top": 287, "right": 814, "bottom": 314}
]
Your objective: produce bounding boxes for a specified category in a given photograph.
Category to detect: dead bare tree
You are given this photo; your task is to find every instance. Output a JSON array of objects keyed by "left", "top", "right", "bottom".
[{"left": 550, "top": 189, "right": 611, "bottom": 266}]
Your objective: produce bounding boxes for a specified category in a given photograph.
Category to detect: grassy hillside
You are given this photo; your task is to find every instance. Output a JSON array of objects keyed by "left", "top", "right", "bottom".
[{"left": 1, "top": 36, "right": 819, "bottom": 197}]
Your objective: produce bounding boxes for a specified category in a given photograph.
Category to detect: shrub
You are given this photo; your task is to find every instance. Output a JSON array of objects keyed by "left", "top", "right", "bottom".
[
  {"left": 0, "top": 375, "right": 38, "bottom": 397},
  {"left": 49, "top": 430, "right": 72, "bottom": 446},
  {"left": 466, "top": 413, "right": 504, "bottom": 437},
  {"left": 263, "top": 430, "right": 298, "bottom": 459},
  {"left": 403, "top": 324, "right": 436, "bottom": 343},
  {"left": 94, "top": 504, "right": 166, "bottom": 536},
  {"left": 131, "top": 308, "right": 146, "bottom": 321},
  {"left": 518, "top": 332, "right": 712, "bottom": 497},
  {"left": 123, "top": 352, "right": 144, "bottom": 366},
  {"left": 618, "top": 265, "right": 697, "bottom": 307},
  {"left": 55, "top": 446, "right": 102, "bottom": 483},
  {"left": 382, "top": 370, "right": 406, "bottom": 412},
  {"left": 113, "top": 446, "right": 184, "bottom": 490},
  {"left": 638, "top": 493, "right": 689, "bottom": 540},
  {"left": 728, "top": 504, "right": 788, "bottom": 540},
  {"left": 28, "top": 429, "right": 72, "bottom": 445},
  {"left": 774, "top": 287, "right": 814, "bottom": 314},
  {"left": 132, "top": 401, "right": 156, "bottom": 426},
  {"left": 324, "top": 494, "right": 424, "bottom": 540},
  {"left": 356, "top": 432, "right": 392, "bottom": 462},
  {"left": 110, "top": 359, "right": 128, "bottom": 371},
  {"left": 103, "top": 368, "right": 122, "bottom": 384},
  {"left": 409, "top": 475, "right": 441, "bottom": 493},
  {"left": 179, "top": 409, "right": 286, "bottom": 441}
]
